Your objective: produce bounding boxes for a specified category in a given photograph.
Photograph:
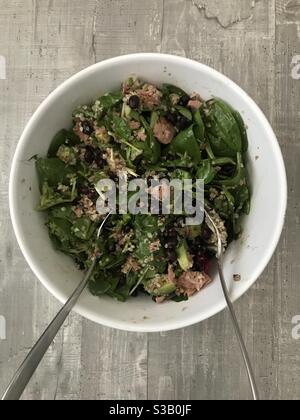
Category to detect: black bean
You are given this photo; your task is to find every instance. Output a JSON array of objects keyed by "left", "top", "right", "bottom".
[
  {"left": 94, "top": 148, "right": 106, "bottom": 167},
  {"left": 165, "top": 112, "right": 177, "bottom": 125},
  {"left": 177, "top": 116, "right": 190, "bottom": 130},
  {"left": 128, "top": 95, "right": 140, "bottom": 109},
  {"left": 82, "top": 121, "right": 94, "bottom": 135},
  {"left": 84, "top": 146, "right": 95, "bottom": 164},
  {"left": 178, "top": 94, "right": 190, "bottom": 107}
]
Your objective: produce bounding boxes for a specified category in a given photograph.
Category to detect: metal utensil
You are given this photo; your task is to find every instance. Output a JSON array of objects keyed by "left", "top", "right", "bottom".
[
  {"left": 1, "top": 212, "right": 112, "bottom": 401},
  {"left": 204, "top": 209, "right": 259, "bottom": 401}
]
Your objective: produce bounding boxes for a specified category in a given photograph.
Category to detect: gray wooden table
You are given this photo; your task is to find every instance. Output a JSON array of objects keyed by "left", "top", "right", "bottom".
[{"left": 0, "top": 0, "right": 299, "bottom": 401}]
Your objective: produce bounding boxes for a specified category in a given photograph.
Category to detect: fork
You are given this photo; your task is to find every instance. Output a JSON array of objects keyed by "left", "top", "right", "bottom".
[
  {"left": 1, "top": 212, "right": 112, "bottom": 401},
  {"left": 205, "top": 209, "right": 260, "bottom": 401}
]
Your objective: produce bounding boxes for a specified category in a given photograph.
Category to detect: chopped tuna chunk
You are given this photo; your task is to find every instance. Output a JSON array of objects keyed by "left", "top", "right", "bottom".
[
  {"left": 128, "top": 120, "right": 141, "bottom": 130},
  {"left": 136, "top": 128, "right": 147, "bottom": 141},
  {"left": 136, "top": 84, "right": 162, "bottom": 109},
  {"left": 73, "top": 196, "right": 101, "bottom": 222},
  {"left": 121, "top": 256, "right": 141, "bottom": 274},
  {"left": 168, "top": 264, "right": 176, "bottom": 284},
  {"left": 176, "top": 271, "right": 212, "bottom": 297},
  {"left": 188, "top": 99, "right": 202, "bottom": 110},
  {"left": 153, "top": 117, "right": 176, "bottom": 144}
]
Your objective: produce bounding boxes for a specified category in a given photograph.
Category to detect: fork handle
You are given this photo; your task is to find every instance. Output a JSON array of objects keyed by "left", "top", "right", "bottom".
[{"left": 217, "top": 260, "right": 260, "bottom": 401}]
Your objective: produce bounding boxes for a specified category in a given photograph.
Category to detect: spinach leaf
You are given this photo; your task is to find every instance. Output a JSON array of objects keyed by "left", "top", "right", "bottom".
[
  {"left": 148, "top": 155, "right": 194, "bottom": 171},
  {"left": 215, "top": 153, "right": 245, "bottom": 187},
  {"left": 171, "top": 295, "right": 189, "bottom": 302},
  {"left": 193, "top": 109, "right": 205, "bottom": 141},
  {"left": 175, "top": 105, "right": 193, "bottom": 121},
  {"left": 36, "top": 158, "right": 75, "bottom": 189},
  {"left": 211, "top": 157, "right": 237, "bottom": 166},
  {"left": 233, "top": 185, "right": 251, "bottom": 215},
  {"left": 47, "top": 216, "right": 89, "bottom": 256},
  {"left": 47, "top": 129, "right": 80, "bottom": 158},
  {"left": 140, "top": 116, "right": 161, "bottom": 164},
  {"left": 99, "top": 91, "right": 123, "bottom": 110},
  {"left": 231, "top": 109, "right": 248, "bottom": 153},
  {"left": 123, "top": 139, "right": 144, "bottom": 162},
  {"left": 107, "top": 285, "right": 131, "bottom": 302},
  {"left": 71, "top": 217, "right": 95, "bottom": 241},
  {"left": 197, "top": 160, "right": 216, "bottom": 184},
  {"left": 171, "top": 125, "right": 201, "bottom": 163},
  {"left": 49, "top": 205, "right": 76, "bottom": 222},
  {"left": 89, "top": 271, "right": 120, "bottom": 296},
  {"left": 205, "top": 100, "right": 242, "bottom": 157},
  {"left": 97, "top": 252, "right": 127, "bottom": 270},
  {"left": 216, "top": 99, "right": 248, "bottom": 153},
  {"left": 37, "top": 180, "right": 77, "bottom": 210},
  {"left": 150, "top": 111, "right": 159, "bottom": 129},
  {"left": 48, "top": 217, "right": 73, "bottom": 244},
  {"left": 161, "top": 84, "right": 189, "bottom": 97},
  {"left": 112, "top": 115, "right": 132, "bottom": 141}
]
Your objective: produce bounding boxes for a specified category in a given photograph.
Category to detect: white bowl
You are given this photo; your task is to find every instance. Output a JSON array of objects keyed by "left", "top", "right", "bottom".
[{"left": 9, "top": 54, "right": 287, "bottom": 332}]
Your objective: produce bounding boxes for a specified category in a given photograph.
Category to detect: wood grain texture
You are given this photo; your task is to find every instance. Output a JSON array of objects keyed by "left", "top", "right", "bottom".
[{"left": 0, "top": 0, "right": 299, "bottom": 400}]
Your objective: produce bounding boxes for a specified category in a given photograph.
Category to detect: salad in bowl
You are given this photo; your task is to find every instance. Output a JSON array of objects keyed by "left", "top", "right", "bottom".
[{"left": 36, "top": 77, "right": 250, "bottom": 304}]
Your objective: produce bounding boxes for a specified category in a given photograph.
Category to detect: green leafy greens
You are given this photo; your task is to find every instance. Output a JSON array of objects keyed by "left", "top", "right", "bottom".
[{"left": 36, "top": 77, "right": 250, "bottom": 303}]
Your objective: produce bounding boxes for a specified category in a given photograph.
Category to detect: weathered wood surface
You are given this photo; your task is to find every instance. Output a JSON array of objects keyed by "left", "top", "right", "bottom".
[{"left": 0, "top": 0, "right": 299, "bottom": 400}]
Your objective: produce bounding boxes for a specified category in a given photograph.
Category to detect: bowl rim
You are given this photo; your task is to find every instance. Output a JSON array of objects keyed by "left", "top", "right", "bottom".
[{"left": 9, "top": 53, "right": 288, "bottom": 332}]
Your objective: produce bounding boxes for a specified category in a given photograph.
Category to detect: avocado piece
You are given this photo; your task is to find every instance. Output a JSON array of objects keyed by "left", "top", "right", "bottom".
[
  {"left": 177, "top": 241, "right": 193, "bottom": 271},
  {"left": 144, "top": 275, "right": 176, "bottom": 297}
]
